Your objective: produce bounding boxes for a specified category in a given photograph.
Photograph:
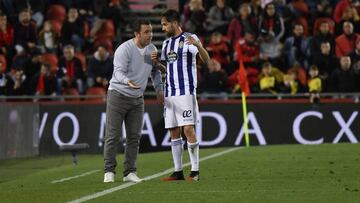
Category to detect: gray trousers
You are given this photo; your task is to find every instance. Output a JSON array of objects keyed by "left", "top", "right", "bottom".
[{"left": 104, "top": 90, "right": 144, "bottom": 176}]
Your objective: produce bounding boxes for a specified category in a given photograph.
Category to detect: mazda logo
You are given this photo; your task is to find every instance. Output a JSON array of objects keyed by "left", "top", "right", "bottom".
[{"left": 183, "top": 110, "right": 192, "bottom": 118}]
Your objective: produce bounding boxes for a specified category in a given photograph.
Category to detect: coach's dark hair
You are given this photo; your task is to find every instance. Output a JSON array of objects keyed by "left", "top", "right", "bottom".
[
  {"left": 161, "top": 9, "right": 180, "bottom": 23},
  {"left": 132, "top": 19, "right": 151, "bottom": 33}
]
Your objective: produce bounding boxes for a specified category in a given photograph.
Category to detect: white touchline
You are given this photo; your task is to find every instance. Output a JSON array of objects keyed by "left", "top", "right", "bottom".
[
  {"left": 51, "top": 169, "right": 101, "bottom": 184},
  {"left": 67, "top": 147, "right": 242, "bottom": 203}
]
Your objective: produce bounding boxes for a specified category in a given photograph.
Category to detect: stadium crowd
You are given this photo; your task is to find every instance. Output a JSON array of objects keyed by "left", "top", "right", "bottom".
[{"left": 0, "top": 0, "right": 359, "bottom": 100}]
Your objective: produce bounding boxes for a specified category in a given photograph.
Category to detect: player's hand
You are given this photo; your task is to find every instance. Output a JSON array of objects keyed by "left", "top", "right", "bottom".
[
  {"left": 156, "top": 91, "right": 164, "bottom": 104},
  {"left": 127, "top": 80, "right": 141, "bottom": 89},
  {"left": 186, "top": 35, "right": 201, "bottom": 47}
]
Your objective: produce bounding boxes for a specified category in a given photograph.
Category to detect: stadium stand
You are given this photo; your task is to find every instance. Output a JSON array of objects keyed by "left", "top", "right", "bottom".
[{"left": 0, "top": 0, "right": 359, "bottom": 102}]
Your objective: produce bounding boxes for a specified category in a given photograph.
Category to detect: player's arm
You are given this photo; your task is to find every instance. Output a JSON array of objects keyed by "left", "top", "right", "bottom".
[{"left": 186, "top": 36, "right": 210, "bottom": 65}]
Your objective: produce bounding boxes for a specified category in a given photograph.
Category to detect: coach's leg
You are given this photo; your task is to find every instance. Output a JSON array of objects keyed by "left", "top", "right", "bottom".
[
  {"left": 104, "top": 90, "right": 125, "bottom": 174},
  {"left": 183, "top": 125, "right": 199, "bottom": 174},
  {"left": 123, "top": 97, "right": 144, "bottom": 177}
]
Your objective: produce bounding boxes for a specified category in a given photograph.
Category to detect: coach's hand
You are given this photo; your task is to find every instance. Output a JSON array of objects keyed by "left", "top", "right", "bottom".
[
  {"left": 156, "top": 91, "right": 164, "bottom": 104},
  {"left": 128, "top": 80, "right": 141, "bottom": 89},
  {"left": 150, "top": 51, "right": 159, "bottom": 62}
]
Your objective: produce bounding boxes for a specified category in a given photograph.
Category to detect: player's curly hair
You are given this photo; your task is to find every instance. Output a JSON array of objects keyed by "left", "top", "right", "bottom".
[{"left": 161, "top": 9, "right": 180, "bottom": 23}]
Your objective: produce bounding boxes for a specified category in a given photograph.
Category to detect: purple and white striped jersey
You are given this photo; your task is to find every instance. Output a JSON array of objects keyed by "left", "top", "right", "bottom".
[{"left": 161, "top": 32, "right": 199, "bottom": 97}]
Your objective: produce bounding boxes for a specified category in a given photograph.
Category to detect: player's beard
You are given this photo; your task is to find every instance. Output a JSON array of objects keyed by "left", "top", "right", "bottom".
[{"left": 165, "top": 25, "right": 175, "bottom": 37}]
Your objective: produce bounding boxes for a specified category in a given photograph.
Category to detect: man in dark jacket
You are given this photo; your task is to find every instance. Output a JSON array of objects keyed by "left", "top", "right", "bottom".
[{"left": 87, "top": 45, "right": 113, "bottom": 88}]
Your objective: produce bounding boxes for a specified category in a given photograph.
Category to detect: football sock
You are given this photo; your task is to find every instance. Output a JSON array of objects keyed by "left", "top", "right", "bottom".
[
  {"left": 171, "top": 138, "right": 183, "bottom": 172},
  {"left": 187, "top": 141, "right": 199, "bottom": 171}
]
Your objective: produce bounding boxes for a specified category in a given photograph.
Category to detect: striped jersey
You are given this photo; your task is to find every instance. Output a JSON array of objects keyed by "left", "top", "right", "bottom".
[{"left": 161, "top": 32, "right": 199, "bottom": 97}]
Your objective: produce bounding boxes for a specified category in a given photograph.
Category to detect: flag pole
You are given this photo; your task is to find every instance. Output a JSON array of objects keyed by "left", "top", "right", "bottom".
[{"left": 241, "top": 91, "right": 250, "bottom": 147}]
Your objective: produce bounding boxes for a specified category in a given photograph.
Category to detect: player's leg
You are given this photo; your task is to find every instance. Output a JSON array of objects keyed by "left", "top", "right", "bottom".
[
  {"left": 183, "top": 125, "right": 200, "bottom": 181},
  {"left": 122, "top": 96, "right": 144, "bottom": 183},
  {"left": 103, "top": 90, "right": 126, "bottom": 182},
  {"left": 170, "top": 127, "right": 182, "bottom": 172},
  {"left": 162, "top": 127, "right": 185, "bottom": 181}
]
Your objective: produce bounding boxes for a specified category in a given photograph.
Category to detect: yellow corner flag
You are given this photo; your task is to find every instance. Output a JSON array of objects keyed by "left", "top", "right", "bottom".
[{"left": 242, "top": 91, "right": 250, "bottom": 147}]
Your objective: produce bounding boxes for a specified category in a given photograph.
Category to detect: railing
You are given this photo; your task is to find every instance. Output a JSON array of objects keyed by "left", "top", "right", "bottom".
[{"left": 0, "top": 92, "right": 359, "bottom": 103}]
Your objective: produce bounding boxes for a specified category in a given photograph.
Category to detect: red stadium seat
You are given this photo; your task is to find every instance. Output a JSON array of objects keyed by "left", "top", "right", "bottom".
[
  {"left": 86, "top": 87, "right": 106, "bottom": 101},
  {"left": 63, "top": 88, "right": 80, "bottom": 101},
  {"left": 95, "top": 20, "right": 115, "bottom": 39},
  {"left": 83, "top": 21, "right": 90, "bottom": 39},
  {"left": 46, "top": 4, "right": 66, "bottom": 23},
  {"left": 75, "top": 52, "right": 87, "bottom": 70},
  {"left": 93, "top": 37, "right": 113, "bottom": 54},
  {"left": 41, "top": 53, "right": 58, "bottom": 72},
  {"left": 50, "top": 20, "right": 62, "bottom": 35}
]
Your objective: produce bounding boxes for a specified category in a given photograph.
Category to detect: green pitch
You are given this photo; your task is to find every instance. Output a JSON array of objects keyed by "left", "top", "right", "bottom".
[{"left": 0, "top": 144, "right": 359, "bottom": 203}]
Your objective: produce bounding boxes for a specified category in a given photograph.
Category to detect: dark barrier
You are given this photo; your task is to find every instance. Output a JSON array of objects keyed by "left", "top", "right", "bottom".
[
  {"left": 0, "top": 103, "right": 39, "bottom": 159},
  {"left": 38, "top": 102, "right": 360, "bottom": 155}
]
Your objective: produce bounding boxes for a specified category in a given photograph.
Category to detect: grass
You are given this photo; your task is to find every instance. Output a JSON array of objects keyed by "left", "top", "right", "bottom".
[{"left": 0, "top": 144, "right": 360, "bottom": 203}]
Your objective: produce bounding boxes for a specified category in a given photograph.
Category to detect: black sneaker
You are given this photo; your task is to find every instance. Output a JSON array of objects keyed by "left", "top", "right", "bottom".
[
  {"left": 161, "top": 170, "right": 185, "bottom": 181},
  {"left": 187, "top": 171, "right": 200, "bottom": 181}
]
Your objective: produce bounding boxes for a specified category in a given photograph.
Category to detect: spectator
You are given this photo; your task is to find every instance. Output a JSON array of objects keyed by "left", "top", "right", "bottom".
[
  {"left": 281, "top": 69, "right": 305, "bottom": 94},
  {"left": 206, "top": 0, "right": 234, "bottom": 34},
  {"left": 0, "top": 60, "right": 13, "bottom": 95},
  {"left": 227, "top": 3, "right": 258, "bottom": 47},
  {"left": 311, "top": 20, "right": 335, "bottom": 57},
  {"left": 182, "top": 0, "right": 207, "bottom": 37},
  {"left": 282, "top": 0, "right": 310, "bottom": 38},
  {"left": 283, "top": 23, "right": 311, "bottom": 69},
  {"left": 329, "top": 56, "right": 359, "bottom": 92},
  {"left": 13, "top": 0, "right": 45, "bottom": 28},
  {"left": 205, "top": 32, "right": 230, "bottom": 71},
  {"left": 32, "top": 63, "right": 57, "bottom": 97},
  {"left": 21, "top": 48, "right": 42, "bottom": 93},
  {"left": 286, "top": 62, "right": 307, "bottom": 87},
  {"left": 335, "top": 21, "right": 360, "bottom": 58},
  {"left": 73, "top": 0, "right": 96, "bottom": 27},
  {"left": 333, "top": 0, "right": 360, "bottom": 23},
  {"left": 313, "top": 0, "right": 333, "bottom": 19},
  {"left": 258, "top": 29, "right": 283, "bottom": 69},
  {"left": 13, "top": 8, "right": 37, "bottom": 54},
  {"left": 11, "top": 68, "right": 26, "bottom": 95},
  {"left": 312, "top": 41, "right": 338, "bottom": 84},
  {"left": 258, "top": 61, "right": 283, "bottom": 94},
  {"left": 234, "top": 31, "right": 260, "bottom": 70},
  {"left": 90, "top": 0, "right": 127, "bottom": 42},
  {"left": 308, "top": 65, "right": 322, "bottom": 103},
  {"left": 57, "top": 45, "right": 85, "bottom": 94},
  {"left": 0, "top": 12, "right": 14, "bottom": 61},
  {"left": 61, "top": 8, "right": 85, "bottom": 51},
  {"left": 348, "top": 38, "right": 360, "bottom": 70},
  {"left": 249, "top": 0, "right": 263, "bottom": 20},
  {"left": 38, "top": 20, "right": 59, "bottom": 53},
  {"left": 87, "top": 45, "right": 113, "bottom": 88},
  {"left": 258, "top": 2, "right": 285, "bottom": 42},
  {"left": 199, "top": 59, "right": 228, "bottom": 100},
  {"left": 335, "top": 6, "right": 360, "bottom": 35}
]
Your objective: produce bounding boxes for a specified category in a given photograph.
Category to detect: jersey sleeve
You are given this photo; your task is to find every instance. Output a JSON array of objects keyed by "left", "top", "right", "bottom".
[{"left": 188, "top": 33, "right": 200, "bottom": 55}]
